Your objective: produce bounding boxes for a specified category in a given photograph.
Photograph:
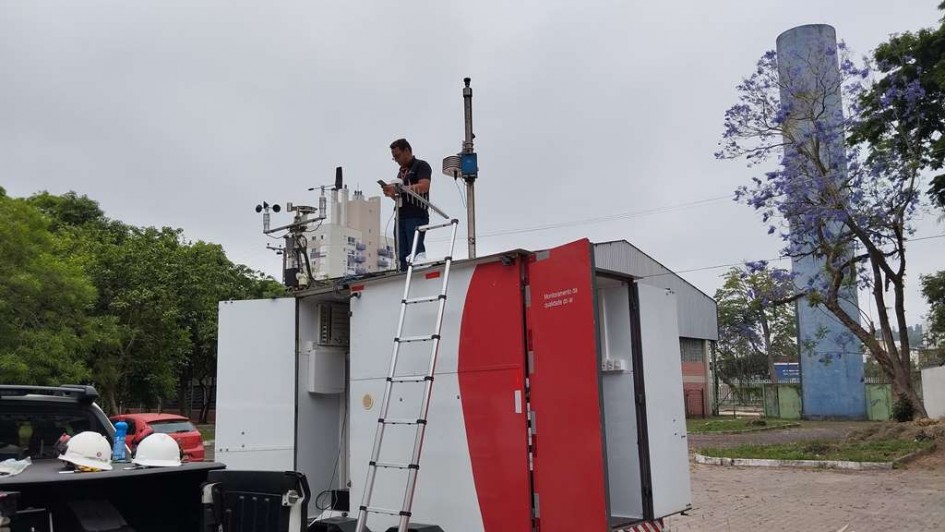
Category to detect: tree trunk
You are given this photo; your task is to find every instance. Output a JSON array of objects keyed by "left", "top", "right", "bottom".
[
  {"left": 197, "top": 381, "right": 208, "bottom": 424},
  {"left": 105, "top": 388, "right": 119, "bottom": 417},
  {"left": 177, "top": 372, "right": 187, "bottom": 416},
  {"left": 892, "top": 370, "right": 927, "bottom": 419},
  {"left": 761, "top": 314, "right": 778, "bottom": 384},
  {"left": 198, "top": 378, "right": 215, "bottom": 424},
  {"left": 821, "top": 255, "right": 927, "bottom": 419}
]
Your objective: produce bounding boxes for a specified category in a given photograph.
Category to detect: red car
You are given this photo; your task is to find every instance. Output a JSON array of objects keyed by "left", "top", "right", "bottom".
[{"left": 109, "top": 413, "right": 205, "bottom": 462}]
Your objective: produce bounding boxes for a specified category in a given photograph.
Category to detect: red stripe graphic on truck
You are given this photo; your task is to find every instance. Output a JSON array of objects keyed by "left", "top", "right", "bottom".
[{"left": 458, "top": 259, "right": 532, "bottom": 531}]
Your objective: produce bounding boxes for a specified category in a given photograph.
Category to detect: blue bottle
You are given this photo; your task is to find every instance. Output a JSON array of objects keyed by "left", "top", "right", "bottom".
[{"left": 112, "top": 421, "right": 128, "bottom": 461}]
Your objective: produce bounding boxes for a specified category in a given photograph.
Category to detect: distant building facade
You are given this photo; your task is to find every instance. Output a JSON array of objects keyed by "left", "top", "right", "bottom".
[{"left": 305, "top": 187, "right": 395, "bottom": 279}]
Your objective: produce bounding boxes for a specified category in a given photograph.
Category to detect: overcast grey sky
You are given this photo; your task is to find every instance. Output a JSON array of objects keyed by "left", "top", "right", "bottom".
[{"left": 2, "top": 1, "right": 942, "bottom": 326}]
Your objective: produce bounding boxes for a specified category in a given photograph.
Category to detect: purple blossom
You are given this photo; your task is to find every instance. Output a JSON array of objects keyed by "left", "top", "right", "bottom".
[{"left": 719, "top": 43, "right": 922, "bottom": 300}]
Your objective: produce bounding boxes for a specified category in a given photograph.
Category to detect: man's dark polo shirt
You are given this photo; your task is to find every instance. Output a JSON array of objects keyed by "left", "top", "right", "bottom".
[{"left": 397, "top": 157, "right": 432, "bottom": 219}]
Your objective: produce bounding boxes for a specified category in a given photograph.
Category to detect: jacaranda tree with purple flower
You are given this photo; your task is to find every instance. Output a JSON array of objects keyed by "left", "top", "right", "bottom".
[{"left": 718, "top": 42, "right": 928, "bottom": 417}]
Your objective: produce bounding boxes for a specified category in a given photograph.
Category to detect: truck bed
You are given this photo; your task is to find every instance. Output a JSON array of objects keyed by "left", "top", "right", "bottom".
[{"left": 0, "top": 459, "right": 224, "bottom": 531}]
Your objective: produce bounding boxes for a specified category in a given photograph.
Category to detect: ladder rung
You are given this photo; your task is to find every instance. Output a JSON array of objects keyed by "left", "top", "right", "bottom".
[
  {"left": 379, "top": 417, "right": 426, "bottom": 425},
  {"left": 396, "top": 334, "right": 439, "bottom": 343},
  {"left": 403, "top": 294, "right": 446, "bottom": 305},
  {"left": 418, "top": 219, "right": 459, "bottom": 232},
  {"left": 362, "top": 506, "right": 410, "bottom": 517},
  {"left": 388, "top": 375, "right": 433, "bottom": 383},
  {"left": 371, "top": 461, "right": 419, "bottom": 470}
]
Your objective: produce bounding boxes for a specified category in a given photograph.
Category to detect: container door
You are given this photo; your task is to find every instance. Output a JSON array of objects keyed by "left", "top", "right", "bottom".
[
  {"left": 216, "top": 298, "right": 297, "bottom": 470},
  {"left": 636, "top": 283, "right": 692, "bottom": 519},
  {"left": 525, "top": 239, "right": 609, "bottom": 532},
  {"left": 457, "top": 258, "right": 533, "bottom": 531}
]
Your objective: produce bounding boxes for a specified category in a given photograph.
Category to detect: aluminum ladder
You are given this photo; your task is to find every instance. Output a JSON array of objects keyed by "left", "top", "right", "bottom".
[{"left": 356, "top": 189, "right": 459, "bottom": 532}]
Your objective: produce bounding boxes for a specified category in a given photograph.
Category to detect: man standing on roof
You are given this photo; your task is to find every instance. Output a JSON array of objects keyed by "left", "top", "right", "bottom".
[{"left": 383, "top": 138, "right": 432, "bottom": 271}]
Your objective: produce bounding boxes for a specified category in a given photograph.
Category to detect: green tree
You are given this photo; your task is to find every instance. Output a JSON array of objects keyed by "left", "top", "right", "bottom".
[
  {"left": 714, "top": 267, "right": 798, "bottom": 386},
  {"left": 173, "top": 241, "right": 285, "bottom": 422},
  {"left": 922, "top": 270, "right": 945, "bottom": 347},
  {"left": 88, "top": 226, "right": 194, "bottom": 413},
  {"left": 0, "top": 191, "right": 97, "bottom": 385},
  {"left": 27, "top": 191, "right": 108, "bottom": 231},
  {"left": 853, "top": 2, "right": 945, "bottom": 209},
  {"left": 28, "top": 191, "right": 285, "bottom": 417}
]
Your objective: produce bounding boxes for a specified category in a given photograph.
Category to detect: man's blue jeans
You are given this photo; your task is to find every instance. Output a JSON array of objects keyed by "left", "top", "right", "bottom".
[{"left": 398, "top": 216, "right": 428, "bottom": 271}]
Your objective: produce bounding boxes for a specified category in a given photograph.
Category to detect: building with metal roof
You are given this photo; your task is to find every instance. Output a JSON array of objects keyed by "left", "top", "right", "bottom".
[{"left": 594, "top": 240, "right": 718, "bottom": 417}]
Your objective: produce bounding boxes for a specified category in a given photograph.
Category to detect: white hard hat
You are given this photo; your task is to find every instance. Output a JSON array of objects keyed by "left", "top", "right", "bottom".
[
  {"left": 59, "top": 431, "right": 113, "bottom": 471},
  {"left": 132, "top": 433, "right": 182, "bottom": 467}
]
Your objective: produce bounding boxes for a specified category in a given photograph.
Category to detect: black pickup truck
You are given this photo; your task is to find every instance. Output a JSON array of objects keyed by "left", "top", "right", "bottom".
[{"left": 0, "top": 385, "right": 315, "bottom": 532}]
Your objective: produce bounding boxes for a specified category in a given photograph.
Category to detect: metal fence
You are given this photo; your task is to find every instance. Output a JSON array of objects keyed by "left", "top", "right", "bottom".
[
  {"left": 716, "top": 381, "right": 764, "bottom": 416},
  {"left": 715, "top": 374, "right": 924, "bottom": 419}
]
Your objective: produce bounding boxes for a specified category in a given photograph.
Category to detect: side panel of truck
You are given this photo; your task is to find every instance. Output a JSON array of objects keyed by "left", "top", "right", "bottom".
[
  {"left": 349, "top": 265, "right": 486, "bottom": 531},
  {"left": 216, "top": 298, "right": 297, "bottom": 471}
]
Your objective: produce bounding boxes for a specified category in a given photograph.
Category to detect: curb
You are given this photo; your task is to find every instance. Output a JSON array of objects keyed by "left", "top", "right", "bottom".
[
  {"left": 892, "top": 443, "right": 937, "bottom": 466},
  {"left": 690, "top": 422, "right": 801, "bottom": 435},
  {"left": 694, "top": 453, "right": 892, "bottom": 470},
  {"left": 203, "top": 440, "right": 215, "bottom": 446}
]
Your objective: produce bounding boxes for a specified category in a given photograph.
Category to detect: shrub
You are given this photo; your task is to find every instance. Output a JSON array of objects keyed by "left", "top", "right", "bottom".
[{"left": 892, "top": 393, "right": 916, "bottom": 423}]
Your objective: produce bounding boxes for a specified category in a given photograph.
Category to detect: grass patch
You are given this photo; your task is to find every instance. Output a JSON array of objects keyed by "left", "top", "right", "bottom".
[
  {"left": 687, "top": 417, "right": 797, "bottom": 433},
  {"left": 197, "top": 424, "right": 215, "bottom": 442},
  {"left": 700, "top": 439, "right": 932, "bottom": 463}
]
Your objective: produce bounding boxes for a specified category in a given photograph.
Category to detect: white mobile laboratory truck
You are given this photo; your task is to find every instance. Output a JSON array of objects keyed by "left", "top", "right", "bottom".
[{"left": 214, "top": 238, "right": 692, "bottom": 532}]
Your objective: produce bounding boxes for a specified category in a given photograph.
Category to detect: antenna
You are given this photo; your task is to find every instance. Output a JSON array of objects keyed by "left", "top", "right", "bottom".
[{"left": 255, "top": 183, "right": 327, "bottom": 290}]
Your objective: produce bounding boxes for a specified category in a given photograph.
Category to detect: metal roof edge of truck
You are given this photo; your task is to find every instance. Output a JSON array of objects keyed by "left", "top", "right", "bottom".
[
  {"left": 290, "top": 248, "right": 535, "bottom": 298},
  {"left": 0, "top": 384, "right": 99, "bottom": 404}
]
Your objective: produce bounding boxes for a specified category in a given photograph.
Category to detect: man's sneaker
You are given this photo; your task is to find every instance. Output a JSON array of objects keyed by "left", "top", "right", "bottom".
[{"left": 407, "top": 252, "right": 432, "bottom": 270}]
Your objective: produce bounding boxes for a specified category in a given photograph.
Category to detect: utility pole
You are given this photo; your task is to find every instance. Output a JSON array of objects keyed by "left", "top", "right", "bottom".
[
  {"left": 443, "top": 77, "right": 479, "bottom": 259},
  {"left": 462, "top": 78, "right": 477, "bottom": 259}
]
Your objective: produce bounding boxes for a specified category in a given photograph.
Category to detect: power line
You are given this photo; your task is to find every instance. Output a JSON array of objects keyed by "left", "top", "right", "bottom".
[
  {"left": 427, "top": 194, "right": 733, "bottom": 243},
  {"left": 479, "top": 195, "right": 732, "bottom": 238},
  {"left": 663, "top": 233, "right": 945, "bottom": 277}
]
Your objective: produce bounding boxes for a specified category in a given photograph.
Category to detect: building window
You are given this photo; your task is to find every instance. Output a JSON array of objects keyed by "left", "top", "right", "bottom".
[
  {"left": 347, "top": 236, "right": 356, "bottom": 245},
  {"left": 679, "top": 338, "right": 704, "bottom": 363}
]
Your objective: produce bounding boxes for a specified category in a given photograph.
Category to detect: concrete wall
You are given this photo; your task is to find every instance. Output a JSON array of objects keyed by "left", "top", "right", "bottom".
[{"left": 922, "top": 366, "right": 945, "bottom": 419}]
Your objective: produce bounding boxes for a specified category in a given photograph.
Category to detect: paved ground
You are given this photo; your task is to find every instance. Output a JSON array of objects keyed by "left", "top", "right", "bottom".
[
  {"left": 205, "top": 422, "right": 945, "bottom": 530},
  {"left": 668, "top": 422, "right": 945, "bottom": 531},
  {"left": 666, "top": 455, "right": 945, "bottom": 531}
]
